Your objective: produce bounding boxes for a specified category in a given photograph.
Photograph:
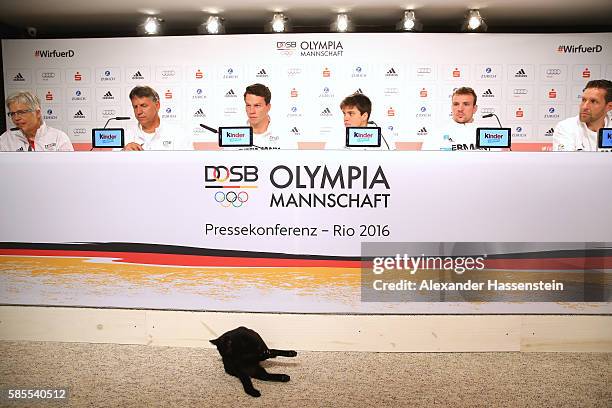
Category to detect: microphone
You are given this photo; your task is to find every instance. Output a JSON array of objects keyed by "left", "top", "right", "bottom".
[
  {"left": 482, "top": 113, "right": 502, "bottom": 128},
  {"left": 200, "top": 123, "right": 218, "bottom": 134},
  {"left": 10, "top": 127, "right": 19, "bottom": 131},
  {"left": 368, "top": 120, "right": 390, "bottom": 150},
  {"left": 103, "top": 116, "right": 130, "bottom": 129}
]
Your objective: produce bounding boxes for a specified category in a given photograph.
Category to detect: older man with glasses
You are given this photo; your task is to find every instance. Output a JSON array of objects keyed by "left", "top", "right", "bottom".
[{"left": 1, "top": 90, "right": 74, "bottom": 151}]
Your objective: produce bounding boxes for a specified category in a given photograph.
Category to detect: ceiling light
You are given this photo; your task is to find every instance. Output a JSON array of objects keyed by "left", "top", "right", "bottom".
[
  {"left": 137, "top": 16, "right": 164, "bottom": 36},
  {"left": 198, "top": 16, "right": 225, "bottom": 35},
  {"left": 331, "top": 13, "right": 352, "bottom": 33},
  {"left": 462, "top": 9, "right": 487, "bottom": 32},
  {"left": 396, "top": 10, "right": 423, "bottom": 32},
  {"left": 268, "top": 13, "right": 289, "bottom": 33}
]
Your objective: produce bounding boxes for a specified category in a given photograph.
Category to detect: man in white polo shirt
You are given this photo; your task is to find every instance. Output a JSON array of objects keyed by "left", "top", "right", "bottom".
[
  {"left": 123, "top": 86, "right": 193, "bottom": 151},
  {"left": 243, "top": 83, "right": 296, "bottom": 150},
  {"left": 1, "top": 90, "right": 73, "bottom": 151},
  {"left": 553, "top": 79, "right": 612, "bottom": 151},
  {"left": 421, "top": 87, "right": 484, "bottom": 151}
]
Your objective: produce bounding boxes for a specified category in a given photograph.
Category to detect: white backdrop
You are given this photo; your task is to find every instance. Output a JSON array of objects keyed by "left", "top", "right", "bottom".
[{"left": 3, "top": 33, "right": 611, "bottom": 148}]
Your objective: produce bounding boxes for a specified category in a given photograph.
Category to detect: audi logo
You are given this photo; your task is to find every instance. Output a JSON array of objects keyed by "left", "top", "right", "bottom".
[
  {"left": 513, "top": 89, "right": 528, "bottom": 95},
  {"left": 215, "top": 191, "right": 249, "bottom": 208},
  {"left": 546, "top": 69, "right": 562, "bottom": 75}
]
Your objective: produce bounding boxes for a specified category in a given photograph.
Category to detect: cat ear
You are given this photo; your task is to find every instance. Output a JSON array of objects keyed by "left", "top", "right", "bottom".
[{"left": 210, "top": 338, "right": 220, "bottom": 346}]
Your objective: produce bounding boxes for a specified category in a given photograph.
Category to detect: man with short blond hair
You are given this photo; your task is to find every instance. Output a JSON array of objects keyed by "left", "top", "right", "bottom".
[{"left": 421, "top": 86, "right": 484, "bottom": 151}]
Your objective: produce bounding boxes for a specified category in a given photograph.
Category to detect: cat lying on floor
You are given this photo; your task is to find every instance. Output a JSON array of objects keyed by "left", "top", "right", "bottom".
[{"left": 210, "top": 326, "right": 298, "bottom": 397}]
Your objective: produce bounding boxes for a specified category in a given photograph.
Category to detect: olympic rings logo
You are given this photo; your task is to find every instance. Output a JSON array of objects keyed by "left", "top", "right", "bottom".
[{"left": 214, "top": 191, "right": 249, "bottom": 208}]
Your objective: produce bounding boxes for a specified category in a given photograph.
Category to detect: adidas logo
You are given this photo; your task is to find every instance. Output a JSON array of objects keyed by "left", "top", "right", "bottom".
[
  {"left": 386, "top": 68, "right": 397, "bottom": 76},
  {"left": 482, "top": 89, "right": 494, "bottom": 97},
  {"left": 515, "top": 68, "right": 528, "bottom": 77},
  {"left": 73, "top": 110, "right": 86, "bottom": 118},
  {"left": 320, "top": 108, "right": 332, "bottom": 116},
  {"left": 225, "top": 89, "right": 236, "bottom": 97},
  {"left": 256, "top": 69, "right": 267, "bottom": 77},
  {"left": 132, "top": 71, "right": 144, "bottom": 80},
  {"left": 354, "top": 88, "right": 364, "bottom": 94},
  {"left": 194, "top": 108, "right": 206, "bottom": 117},
  {"left": 545, "top": 128, "right": 555, "bottom": 137},
  {"left": 102, "top": 91, "right": 113, "bottom": 99},
  {"left": 13, "top": 73, "right": 25, "bottom": 81},
  {"left": 291, "top": 127, "right": 300, "bottom": 134}
]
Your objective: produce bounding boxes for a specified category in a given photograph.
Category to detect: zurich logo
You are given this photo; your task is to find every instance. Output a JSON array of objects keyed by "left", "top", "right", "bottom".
[
  {"left": 388, "top": 125, "right": 394, "bottom": 131},
  {"left": 355, "top": 66, "right": 362, "bottom": 73},
  {"left": 420, "top": 106, "right": 427, "bottom": 112},
  {"left": 166, "top": 108, "right": 172, "bottom": 113},
  {"left": 197, "top": 89, "right": 203, "bottom": 94},
  {"left": 516, "top": 127, "right": 522, "bottom": 132},
  {"left": 104, "top": 70, "right": 111, "bottom": 76},
  {"left": 47, "top": 109, "right": 53, "bottom": 115},
  {"left": 227, "top": 68, "right": 233, "bottom": 74},
  {"left": 486, "top": 67, "right": 492, "bottom": 73},
  {"left": 549, "top": 108, "right": 555, "bottom": 113},
  {"left": 75, "top": 90, "right": 81, "bottom": 96},
  {"left": 324, "top": 87, "right": 329, "bottom": 93},
  {"left": 291, "top": 106, "right": 297, "bottom": 113}
]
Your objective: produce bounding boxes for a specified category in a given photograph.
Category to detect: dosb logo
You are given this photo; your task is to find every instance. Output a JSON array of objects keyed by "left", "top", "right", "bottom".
[
  {"left": 205, "top": 165, "right": 258, "bottom": 207},
  {"left": 277, "top": 41, "right": 297, "bottom": 56}
]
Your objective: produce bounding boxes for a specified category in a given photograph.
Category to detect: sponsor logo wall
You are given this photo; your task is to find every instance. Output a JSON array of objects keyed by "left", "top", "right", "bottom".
[{"left": 3, "top": 34, "right": 611, "bottom": 146}]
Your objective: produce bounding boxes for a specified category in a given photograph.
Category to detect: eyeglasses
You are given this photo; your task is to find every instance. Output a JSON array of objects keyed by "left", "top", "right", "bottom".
[{"left": 7, "top": 109, "right": 34, "bottom": 118}]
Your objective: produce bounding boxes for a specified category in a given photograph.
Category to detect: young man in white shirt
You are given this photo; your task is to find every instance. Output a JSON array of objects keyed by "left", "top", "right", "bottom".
[
  {"left": 123, "top": 86, "right": 193, "bottom": 151},
  {"left": 1, "top": 91, "right": 73, "bottom": 152},
  {"left": 421, "top": 87, "right": 483, "bottom": 151},
  {"left": 553, "top": 79, "right": 612, "bottom": 151},
  {"left": 243, "top": 83, "right": 296, "bottom": 150}
]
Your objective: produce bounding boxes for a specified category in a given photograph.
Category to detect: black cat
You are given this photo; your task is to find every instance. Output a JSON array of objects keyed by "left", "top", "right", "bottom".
[{"left": 210, "top": 326, "right": 298, "bottom": 397}]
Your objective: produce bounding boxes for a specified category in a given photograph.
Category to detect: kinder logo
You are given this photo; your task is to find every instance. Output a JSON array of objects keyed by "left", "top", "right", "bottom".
[
  {"left": 484, "top": 132, "right": 502, "bottom": 139},
  {"left": 34, "top": 49, "right": 75, "bottom": 58},
  {"left": 385, "top": 68, "right": 398, "bottom": 77},
  {"left": 132, "top": 71, "right": 144, "bottom": 80},
  {"left": 556, "top": 44, "right": 602, "bottom": 53},
  {"left": 12, "top": 73, "right": 25, "bottom": 82},
  {"left": 225, "top": 89, "right": 237, "bottom": 97}
]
